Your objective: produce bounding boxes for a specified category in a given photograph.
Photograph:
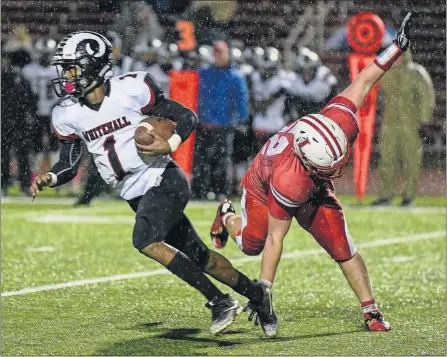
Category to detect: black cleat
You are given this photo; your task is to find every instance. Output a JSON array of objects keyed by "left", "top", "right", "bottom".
[
  {"left": 245, "top": 281, "right": 278, "bottom": 337},
  {"left": 205, "top": 294, "right": 242, "bottom": 334}
]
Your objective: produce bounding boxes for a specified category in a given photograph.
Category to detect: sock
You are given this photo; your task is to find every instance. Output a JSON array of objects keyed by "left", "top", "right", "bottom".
[
  {"left": 166, "top": 251, "right": 225, "bottom": 302},
  {"left": 361, "top": 298, "right": 379, "bottom": 315},
  {"left": 230, "top": 272, "right": 263, "bottom": 304}
]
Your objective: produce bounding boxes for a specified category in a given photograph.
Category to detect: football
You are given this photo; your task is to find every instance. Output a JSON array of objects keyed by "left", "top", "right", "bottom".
[{"left": 135, "top": 116, "right": 175, "bottom": 146}]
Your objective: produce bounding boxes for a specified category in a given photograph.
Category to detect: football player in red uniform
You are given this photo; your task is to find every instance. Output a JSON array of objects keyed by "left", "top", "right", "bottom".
[{"left": 210, "top": 13, "right": 413, "bottom": 337}]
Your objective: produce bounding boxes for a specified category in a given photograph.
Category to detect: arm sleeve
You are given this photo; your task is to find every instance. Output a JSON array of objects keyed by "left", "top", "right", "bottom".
[
  {"left": 149, "top": 98, "right": 198, "bottom": 142},
  {"left": 49, "top": 139, "right": 83, "bottom": 187},
  {"left": 233, "top": 72, "right": 249, "bottom": 122}
]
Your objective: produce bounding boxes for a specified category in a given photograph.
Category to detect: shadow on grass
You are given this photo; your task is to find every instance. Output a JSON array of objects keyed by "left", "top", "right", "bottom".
[
  {"left": 98, "top": 322, "right": 362, "bottom": 356},
  {"left": 97, "top": 326, "right": 243, "bottom": 355}
]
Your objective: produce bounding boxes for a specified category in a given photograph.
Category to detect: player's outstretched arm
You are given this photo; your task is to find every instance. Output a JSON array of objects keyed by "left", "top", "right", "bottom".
[
  {"left": 30, "top": 139, "right": 82, "bottom": 201},
  {"left": 339, "top": 12, "right": 412, "bottom": 109},
  {"left": 260, "top": 213, "right": 292, "bottom": 284}
]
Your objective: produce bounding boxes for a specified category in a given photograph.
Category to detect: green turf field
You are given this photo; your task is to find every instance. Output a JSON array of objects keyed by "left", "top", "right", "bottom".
[{"left": 1, "top": 197, "right": 446, "bottom": 356}]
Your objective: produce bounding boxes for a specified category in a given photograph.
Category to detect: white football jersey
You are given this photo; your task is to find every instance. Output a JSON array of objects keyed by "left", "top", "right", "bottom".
[
  {"left": 287, "top": 65, "right": 338, "bottom": 102},
  {"left": 52, "top": 71, "right": 171, "bottom": 200},
  {"left": 22, "top": 62, "right": 59, "bottom": 116},
  {"left": 251, "top": 69, "right": 294, "bottom": 133}
]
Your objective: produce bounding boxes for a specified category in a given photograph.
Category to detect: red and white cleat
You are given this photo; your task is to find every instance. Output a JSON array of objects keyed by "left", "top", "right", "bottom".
[
  {"left": 364, "top": 311, "right": 392, "bottom": 332},
  {"left": 210, "top": 200, "right": 235, "bottom": 249}
]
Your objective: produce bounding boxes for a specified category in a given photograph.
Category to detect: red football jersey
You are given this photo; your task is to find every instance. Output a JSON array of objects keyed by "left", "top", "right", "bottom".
[{"left": 241, "top": 96, "right": 359, "bottom": 220}]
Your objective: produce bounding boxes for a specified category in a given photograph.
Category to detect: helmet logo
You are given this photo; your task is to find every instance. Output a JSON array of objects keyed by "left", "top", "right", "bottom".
[
  {"left": 64, "top": 33, "right": 106, "bottom": 58},
  {"left": 86, "top": 42, "right": 104, "bottom": 57},
  {"left": 297, "top": 136, "right": 310, "bottom": 150}
]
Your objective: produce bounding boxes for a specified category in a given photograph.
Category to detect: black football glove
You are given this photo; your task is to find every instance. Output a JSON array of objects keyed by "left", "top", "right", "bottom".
[
  {"left": 395, "top": 12, "right": 412, "bottom": 51},
  {"left": 245, "top": 301, "right": 261, "bottom": 325}
]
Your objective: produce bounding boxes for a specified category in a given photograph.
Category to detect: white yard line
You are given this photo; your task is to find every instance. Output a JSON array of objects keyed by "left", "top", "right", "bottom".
[
  {"left": 1, "top": 196, "right": 445, "bottom": 213},
  {"left": 26, "top": 246, "right": 56, "bottom": 252},
  {"left": 2, "top": 231, "right": 444, "bottom": 297}
]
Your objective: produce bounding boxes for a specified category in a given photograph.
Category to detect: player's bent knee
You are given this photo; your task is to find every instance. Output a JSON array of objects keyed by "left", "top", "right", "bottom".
[
  {"left": 333, "top": 249, "right": 356, "bottom": 262},
  {"left": 242, "top": 247, "right": 263, "bottom": 256},
  {"left": 239, "top": 233, "right": 265, "bottom": 256},
  {"left": 132, "top": 221, "right": 163, "bottom": 251},
  {"left": 139, "top": 241, "right": 164, "bottom": 258},
  {"left": 241, "top": 241, "right": 264, "bottom": 256}
]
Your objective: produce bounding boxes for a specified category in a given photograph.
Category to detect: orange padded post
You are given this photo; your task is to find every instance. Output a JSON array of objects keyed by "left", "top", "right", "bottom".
[
  {"left": 347, "top": 12, "right": 385, "bottom": 199},
  {"left": 169, "top": 70, "right": 199, "bottom": 182}
]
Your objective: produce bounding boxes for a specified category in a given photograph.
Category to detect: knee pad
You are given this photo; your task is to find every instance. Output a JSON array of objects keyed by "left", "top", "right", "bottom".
[{"left": 132, "top": 219, "right": 163, "bottom": 251}]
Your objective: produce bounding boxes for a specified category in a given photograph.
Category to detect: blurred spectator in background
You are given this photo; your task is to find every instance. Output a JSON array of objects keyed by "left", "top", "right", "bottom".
[
  {"left": 114, "top": 0, "right": 164, "bottom": 56},
  {"left": 287, "top": 47, "right": 337, "bottom": 118},
  {"left": 107, "top": 30, "right": 135, "bottom": 76},
  {"left": 22, "top": 38, "right": 59, "bottom": 173},
  {"left": 187, "top": 5, "right": 228, "bottom": 45},
  {"left": 3, "top": 24, "right": 34, "bottom": 55},
  {"left": 192, "top": 40, "right": 248, "bottom": 200},
  {"left": 250, "top": 46, "right": 293, "bottom": 148},
  {"left": 1, "top": 50, "right": 36, "bottom": 196},
  {"left": 230, "top": 41, "right": 257, "bottom": 195},
  {"left": 133, "top": 39, "right": 180, "bottom": 95},
  {"left": 372, "top": 50, "right": 435, "bottom": 206}
]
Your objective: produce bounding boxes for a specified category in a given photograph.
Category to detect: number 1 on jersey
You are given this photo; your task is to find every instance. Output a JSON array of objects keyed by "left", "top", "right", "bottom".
[{"left": 103, "top": 135, "right": 130, "bottom": 181}]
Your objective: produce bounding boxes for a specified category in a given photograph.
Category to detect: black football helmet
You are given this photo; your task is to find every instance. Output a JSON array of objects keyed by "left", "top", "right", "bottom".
[{"left": 51, "top": 31, "right": 113, "bottom": 97}]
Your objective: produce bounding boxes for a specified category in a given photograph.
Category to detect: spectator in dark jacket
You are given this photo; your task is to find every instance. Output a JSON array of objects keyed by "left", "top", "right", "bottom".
[
  {"left": 1, "top": 51, "right": 36, "bottom": 195},
  {"left": 192, "top": 41, "right": 248, "bottom": 200}
]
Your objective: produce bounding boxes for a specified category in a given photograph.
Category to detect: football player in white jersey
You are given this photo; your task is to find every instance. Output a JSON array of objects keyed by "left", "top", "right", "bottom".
[
  {"left": 22, "top": 38, "right": 60, "bottom": 169},
  {"left": 250, "top": 46, "right": 296, "bottom": 147},
  {"left": 75, "top": 30, "right": 136, "bottom": 206},
  {"left": 29, "top": 31, "right": 266, "bottom": 334}
]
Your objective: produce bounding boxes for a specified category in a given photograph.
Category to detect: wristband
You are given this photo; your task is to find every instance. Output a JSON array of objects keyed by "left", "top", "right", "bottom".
[
  {"left": 47, "top": 172, "right": 58, "bottom": 187},
  {"left": 167, "top": 133, "right": 182, "bottom": 153},
  {"left": 374, "top": 42, "right": 403, "bottom": 71}
]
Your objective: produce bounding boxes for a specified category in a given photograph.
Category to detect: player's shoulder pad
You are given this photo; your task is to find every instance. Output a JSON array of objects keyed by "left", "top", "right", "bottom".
[
  {"left": 112, "top": 71, "right": 164, "bottom": 105},
  {"left": 110, "top": 71, "right": 149, "bottom": 96}
]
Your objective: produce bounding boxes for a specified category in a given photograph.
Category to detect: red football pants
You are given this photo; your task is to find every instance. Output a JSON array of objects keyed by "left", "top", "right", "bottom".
[{"left": 236, "top": 188, "right": 356, "bottom": 261}]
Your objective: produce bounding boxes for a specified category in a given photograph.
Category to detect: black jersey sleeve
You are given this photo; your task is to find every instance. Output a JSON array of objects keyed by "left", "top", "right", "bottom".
[{"left": 149, "top": 98, "right": 198, "bottom": 142}]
